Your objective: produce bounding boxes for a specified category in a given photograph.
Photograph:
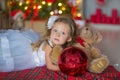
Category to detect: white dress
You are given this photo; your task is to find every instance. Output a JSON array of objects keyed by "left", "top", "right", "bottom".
[
  {"left": 33, "top": 42, "right": 46, "bottom": 67},
  {"left": 0, "top": 29, "right": 43, "bottom": 72}
]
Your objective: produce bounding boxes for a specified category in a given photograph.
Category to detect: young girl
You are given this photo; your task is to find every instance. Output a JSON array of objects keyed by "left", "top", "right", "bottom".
[
  {"left": 32, "top": 15, "right": 77, "bottom": 70},
  {"left": 0, "top": 15, "right": 77, "bottom": 72}
]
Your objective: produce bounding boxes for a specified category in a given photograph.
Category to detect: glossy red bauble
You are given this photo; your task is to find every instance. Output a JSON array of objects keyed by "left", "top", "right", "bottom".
[{"left": 58, "top": 46, "right": 88, "bottom": 76}]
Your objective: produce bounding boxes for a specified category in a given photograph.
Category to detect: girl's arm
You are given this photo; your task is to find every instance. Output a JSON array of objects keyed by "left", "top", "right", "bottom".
[{"left": 43, "top": 44, "right": 60, "bottom": 71}]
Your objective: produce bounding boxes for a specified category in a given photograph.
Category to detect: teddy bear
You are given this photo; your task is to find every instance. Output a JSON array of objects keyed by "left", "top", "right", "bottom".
[
  {"left": 31, "top": 37, "right": 63, "bottom": 65},
  {"left": 73, "top": 25, "right": 109, "bottom": 73},
  {"left": 50, "top": 45, "right": 63, "bottom": 65},
  {"left": 43, "top": 38, "right": 63, "bottom": 65},
  {"left": 10, "top": 10, "right": 25, "bottom": 30}
]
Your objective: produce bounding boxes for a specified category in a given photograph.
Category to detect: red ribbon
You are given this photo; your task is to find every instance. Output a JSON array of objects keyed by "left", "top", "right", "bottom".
[{"left": 76, "top": 37, "right": 85, "bottom": 47}]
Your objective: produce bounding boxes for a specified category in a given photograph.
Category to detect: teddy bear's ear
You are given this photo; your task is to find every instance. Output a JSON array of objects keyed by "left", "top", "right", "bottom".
[{"left": 96, "top": 31, "right": 103, "bottom": 43}]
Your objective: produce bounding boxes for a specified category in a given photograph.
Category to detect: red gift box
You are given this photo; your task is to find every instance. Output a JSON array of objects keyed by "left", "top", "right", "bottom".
[
  {"left": 101, "top": 14, "right": 107, "bottom": 23},
  {"left": 96, "top": 8, "right": 102, "bottom": 23},
  {"left": 118, "top": 17, "right": 120, "bottom": 24},
  {"left": 96, "top": 15, "right": 101, "bottom": 23},
  {"left": 96, "top": 8, "right": 102, "bottom": 14},
  {"left": 112, "top": 18, "right": 117, "bottom": 24},
  {"left": 90, "top": 14, "right": 96, "bottom": 23},
  {"left": 106, "top": 16, "right": 111, "bottom": 24},
  {"left": 112, "top": 9, "right": 117, "bottom": 18},
  {"left": 111, "top": 9, "right": 118, "bottom": 24}
]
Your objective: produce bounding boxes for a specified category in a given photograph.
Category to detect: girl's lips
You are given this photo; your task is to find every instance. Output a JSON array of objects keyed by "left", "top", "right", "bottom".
[{"left": 54, "top": 38, "right": 59, "bottom": 41}]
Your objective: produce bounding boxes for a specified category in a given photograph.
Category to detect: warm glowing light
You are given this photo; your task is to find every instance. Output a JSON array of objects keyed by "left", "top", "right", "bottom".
[
  {"left": 24, "top": 6, "right": 28, "bottom": 10},
  {"left": 58, "top": 10, "right": 62, "bottom": 14},
  {"left": 10, "top": 1, "right": 12, "bottom": 5},
  {"left": 50, "top": 11, "right": 54, "bottom": 15},
  {"left": 76, "top": 0, "right": 82, "bottom": 4},
  {"left": 42, "top": 1, "right": 46, "bottom": 5},
  {"left": 77, "top": 13, "right": 81, "bottom": 17},
  {"left": 48, "top": 2, "right": 52, "bottom": 6},
  {"left": 62, "top": 7, "right": 66, "bottom": 11},
  {"left": 26, "top": 1, "right": 30, "bottom": 4},
  {"left": 38, "top": 5, "right": 42, "bottom": 9},
  {"left": 58, "top": 3, "right": 62, "bottom": 6},
  {"left": 33, "top": 6, "right": 36, "bottom": 9},
  {"left": 19, "top": 2, "right": 22, "bottom": 6}
]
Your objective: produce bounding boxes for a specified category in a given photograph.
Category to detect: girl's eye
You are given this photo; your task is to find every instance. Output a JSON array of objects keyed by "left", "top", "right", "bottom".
[
  {"left": 61, "top": 32, "right": 65, "bottom": 35},
  {"left": 53, "top": 29, "right": 57, "bottom": 32}
]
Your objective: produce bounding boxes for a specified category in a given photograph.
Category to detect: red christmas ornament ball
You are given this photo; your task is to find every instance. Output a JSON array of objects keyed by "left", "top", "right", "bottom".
[
  {"left": 48, "top": 0, "right": 55, "bottom": 3},
  {"left": 58, "top": 46, "right": 88, "bottom": 76}
]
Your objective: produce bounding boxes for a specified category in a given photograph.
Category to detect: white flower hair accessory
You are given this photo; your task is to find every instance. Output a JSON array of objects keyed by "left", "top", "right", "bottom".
[{"left": 47, "top": 15, "right": 58, "bottom": 29}]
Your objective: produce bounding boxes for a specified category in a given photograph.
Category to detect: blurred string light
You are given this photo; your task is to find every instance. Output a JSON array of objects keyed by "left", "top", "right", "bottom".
[
  {"left": 76, "top": 0, "right": 82, "bottom": 18},
  {"left": 26, "top": 0, "right": 30, "bottom": 4},
  {"left": 19, "top": 2, "right": 22, "bottom": 6},
  {"left": 9, "top": 0, "right": 72, "bottom": 19},
  {"left": 42, "top": 1, "right": 46, "bottom": 5},
  {"left": 58, "top": 3, "right": 62, "bottom": 6},
  {"left": 67, "top": 0, "right": 83, "bottom": 19},
  {"left": 38, "top": 5, "right": 42, "bottom": 9},
  {"left": 24, "top": 6, "right": 28, "bottom": 10},
  {"left": 48, "top": 2, "right": 52, "bottom": 6}
]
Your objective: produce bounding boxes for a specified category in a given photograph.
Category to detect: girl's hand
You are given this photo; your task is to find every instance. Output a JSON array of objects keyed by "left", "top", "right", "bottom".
[
  {"left": 43, "top": 44, "right": 52, "bottom": 56},
  {"left": 43, "top": 43, "right": 60, "bottom": 71}
]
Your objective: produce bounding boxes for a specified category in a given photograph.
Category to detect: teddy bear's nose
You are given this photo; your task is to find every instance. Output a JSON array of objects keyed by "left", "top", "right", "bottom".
[
  {"left": 86, "top": 28, "right": 88, "bottom": 30},
  {"left": 21, "top": 17, "right": 23, "bottom": 19}
]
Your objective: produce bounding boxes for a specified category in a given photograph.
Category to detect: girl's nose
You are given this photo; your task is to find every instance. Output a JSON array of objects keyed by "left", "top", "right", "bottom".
[{"left": 56, "top": 32, "right": 60, "bottom": 37}]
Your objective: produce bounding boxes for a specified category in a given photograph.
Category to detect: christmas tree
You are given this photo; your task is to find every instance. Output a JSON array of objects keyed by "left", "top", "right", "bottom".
[{"left": 10, "top": 0, "right": 72, "bottom": 20}]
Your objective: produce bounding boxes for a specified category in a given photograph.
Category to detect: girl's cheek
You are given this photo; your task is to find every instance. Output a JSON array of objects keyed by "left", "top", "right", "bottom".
[{"left": 51, "top": 32, "right": 55, "bottom": 35}]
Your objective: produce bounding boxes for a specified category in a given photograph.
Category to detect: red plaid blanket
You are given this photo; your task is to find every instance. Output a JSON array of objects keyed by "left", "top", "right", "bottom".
[{"left": 0, "top": 66, "right": 120, "bottom": 80}]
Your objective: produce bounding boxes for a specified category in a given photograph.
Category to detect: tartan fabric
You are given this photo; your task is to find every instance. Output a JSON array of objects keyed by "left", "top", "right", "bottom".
[{"left": 0, "top": 66, "right": 120, "bottom": 80}]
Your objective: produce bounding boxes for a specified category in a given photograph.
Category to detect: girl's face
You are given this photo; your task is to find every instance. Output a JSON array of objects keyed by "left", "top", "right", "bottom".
[{"left": 50, "top": 22, "right": 72, "bottom": 46}]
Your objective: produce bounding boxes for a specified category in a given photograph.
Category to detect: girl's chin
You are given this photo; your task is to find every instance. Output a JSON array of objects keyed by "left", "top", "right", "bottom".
[
  {"left": 54, "top": 43, "right": 60, "bottom": 46},
  {"left": 53, "top": 41, "right": 59, "bottom": 44},
  {"left": 53, "top": 42, "right": 61, "bottom": 46},
  {"left": 53, "top": 41, "right": 64, "bottom": 46}
]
